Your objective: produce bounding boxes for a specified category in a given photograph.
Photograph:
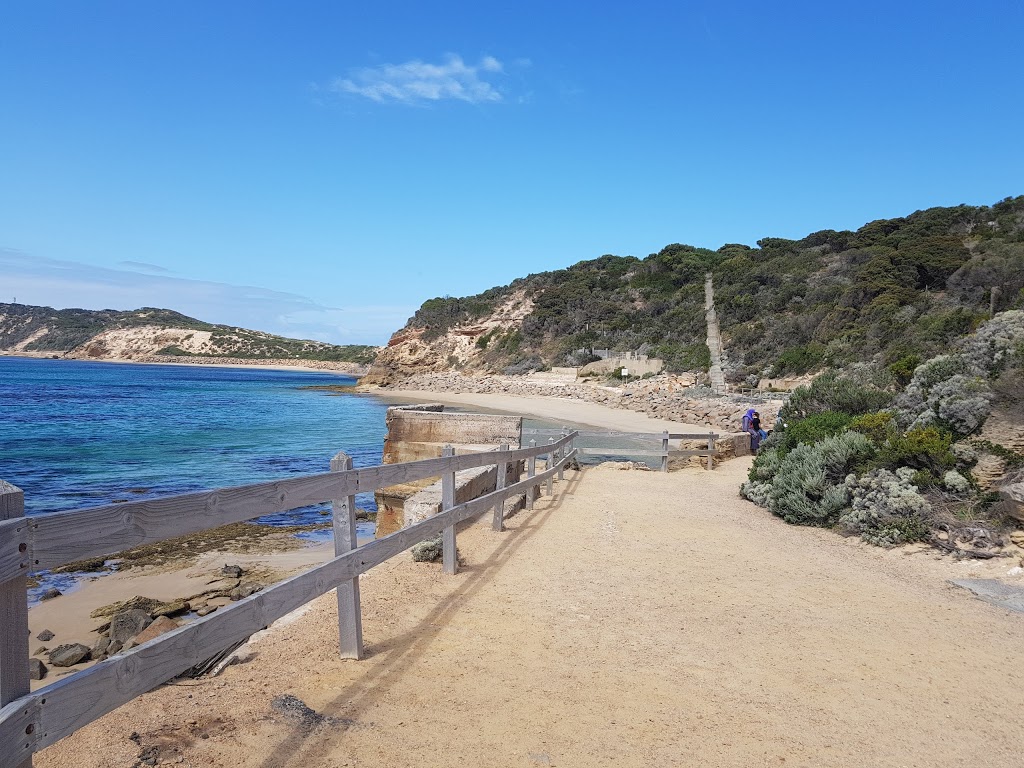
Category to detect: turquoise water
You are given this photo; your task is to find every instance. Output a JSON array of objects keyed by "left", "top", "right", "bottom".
[{"left": 0, "top": 356, "right": 389, "bottom": 522}]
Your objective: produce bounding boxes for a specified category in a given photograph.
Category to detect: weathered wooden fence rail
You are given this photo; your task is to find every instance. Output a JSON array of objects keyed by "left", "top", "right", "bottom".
[
  {"left": 523, "top": 428, "right": 717, "bottom": 472},
  {"left": 0, "top": 433, "right": 578, "bottom": 768}
]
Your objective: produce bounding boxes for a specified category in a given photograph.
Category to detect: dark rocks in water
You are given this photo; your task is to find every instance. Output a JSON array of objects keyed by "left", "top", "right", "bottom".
[
  {"left": 29, "top": 658, "right": 48, "bottom": 680},
  {"left": 110, "top": 609, "right": 153, "bottom": 644},
  {"left": 37, "top": 629, "right": 55, "bottom": 641},
  {"left": 221, "top": 564, "right": 244, "bottom": 578},
  {"left": 270, "top": 694, "right": 330, "bottom": 731},
  {"left": 40, "top": 588, "right": 62, "bottom": 601},
  {"left": 48, "top": 643, "right": 90, "bottom": 667}
]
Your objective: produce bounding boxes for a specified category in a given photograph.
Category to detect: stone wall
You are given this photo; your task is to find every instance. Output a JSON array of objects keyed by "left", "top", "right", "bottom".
[{"left": 375, "top": 406, "right": 523, "bottom": 536}]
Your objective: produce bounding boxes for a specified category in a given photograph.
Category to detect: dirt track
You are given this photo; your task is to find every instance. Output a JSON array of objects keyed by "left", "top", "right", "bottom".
[{"left": 38, "top": 459, "right": 1024, "bottom": 768}]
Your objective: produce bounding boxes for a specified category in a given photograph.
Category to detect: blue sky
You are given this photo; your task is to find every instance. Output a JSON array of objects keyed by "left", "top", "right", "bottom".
[{"left": 2, "top": 1, "right": 1022, "bottom": 345}]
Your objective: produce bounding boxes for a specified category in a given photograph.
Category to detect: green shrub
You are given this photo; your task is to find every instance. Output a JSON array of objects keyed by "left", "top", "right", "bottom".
[
  {"left": 769, "top": 344, "right": 826, "bottom": 376},
  {"left": 848, "top": 411, "right": 897, "bottom": 445},
  {"left": 783, "top": 372, "right": 894, "bottom": 420},
  {"left": 887, "top": 355, "right": 921, "bottom": 387},
  {"left": 779, "top": 411, "right": 853, "bottom": 452},
  {"left": 878, "top": 426, "right": 956, "bottom": 476}
]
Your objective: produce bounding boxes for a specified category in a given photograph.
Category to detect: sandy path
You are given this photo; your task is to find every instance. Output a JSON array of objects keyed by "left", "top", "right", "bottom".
[
  {"left": 378, "top": 388, "right": 709, "bottom": 432},
  {"left": 37, "top": 459, "right": 1024, "bottom": 768}
]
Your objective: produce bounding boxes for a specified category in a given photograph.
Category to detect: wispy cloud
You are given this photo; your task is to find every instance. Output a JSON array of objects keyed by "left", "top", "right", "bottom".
[
  {"left": 330, "top": 54, "right": 505, "bottom": 105},
  {"left": 0, "top": 249, "right": 410, "bottom": 345},
  {"left": 118, "top": 260, "right": 172, "bottom": 274}
]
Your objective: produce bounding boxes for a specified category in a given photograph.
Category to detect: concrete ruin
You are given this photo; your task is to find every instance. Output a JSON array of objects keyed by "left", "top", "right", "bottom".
[{"left": 375, "top": 405, "right": 524, "bottom": 536}]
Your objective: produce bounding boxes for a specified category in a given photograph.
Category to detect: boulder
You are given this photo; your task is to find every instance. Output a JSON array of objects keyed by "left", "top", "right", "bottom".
[
  {"left": 109, "top": 609, "right": 153, "bottom": 644},
  {"left": 229, "top": 584, "right": 262, "bottom": 601},
  {"left": 29, "top": 658, "right": 47, "bottom": 680},
  {"left": 152, "top": 599, "right": 190, "bottom": 618},
  {"left": 130, "top": 616, "right": 179, "bottom": 645},
  {"left": 92, "top": 636, "right": 112, "bottom": 659},
  {"left": 998, "top": 483, "right": 1024, "bottom": 522},
  {"left": 221, "top": 564, "right": 244, "bottom": 578},
  {"left": 48, "top": 643, "right": 90, "bottom": 667},
  {"left": 36, "top": 629, "right": 55, "bottom": 641},
  {"left": 39, "top": 588, "right": 62, "bottom": 601}
]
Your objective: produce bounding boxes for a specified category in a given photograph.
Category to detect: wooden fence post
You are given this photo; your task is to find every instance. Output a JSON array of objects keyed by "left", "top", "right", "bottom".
[
  {"left": 330, "top": 453, "right": 363, "bottom": 660},
  {"left": 1, "top": 479, "right": 32, "bottom": 768},
  {"left": 527, "top": 440, "right": 536, "bottom": 510},
  {"left": 546, "top": 439, "right": 555, "bottom": 497},
  {"left": 707, "top": 432, "right": 716, "bottom": 471},
  {"left": 492, "top": 444, "right": 509, "bottom": 532},
  {"left": 557, "top": 429, "right": 566, "bottom": 481},
  {"left": 441, "top": 446, "right": 457, "bottom": 575},
  {"left": 660, "top": 430, "right": 670, "bottom": 473}
]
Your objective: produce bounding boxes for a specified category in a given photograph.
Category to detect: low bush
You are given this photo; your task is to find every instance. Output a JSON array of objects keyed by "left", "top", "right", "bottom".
[
  {"left": 837, "top": 468, "right": 931, "bottom": 547},
  {"left": 848, "top": 411, "right": 897, "bottom": 445},
  {"left": 877, "top": 426, "right": 956, "bottom": 476},
  {"left": 783, "top": 372, "right": 893, "bottom": 421},
  {"left": 764, "top": 431, "right": 874, "bottom": 527},
  {"left": 778, "top": 411, "right": 853, "bottom": 452}
]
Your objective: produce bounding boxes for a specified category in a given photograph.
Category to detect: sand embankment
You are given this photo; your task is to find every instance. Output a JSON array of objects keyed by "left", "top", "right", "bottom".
[{"left": 36, "top": 456, "right": 1024, "bottom": 768}]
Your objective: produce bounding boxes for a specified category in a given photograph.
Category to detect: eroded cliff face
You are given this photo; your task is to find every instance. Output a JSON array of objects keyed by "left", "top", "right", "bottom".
[{"left": 360, "top": 292, "right": 534, "bottom": 386}]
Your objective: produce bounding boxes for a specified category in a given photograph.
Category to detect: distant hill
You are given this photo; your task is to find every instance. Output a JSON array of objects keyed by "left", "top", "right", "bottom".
[
  {"left": 0, "top": 304, "right": 378, "bottom": 365},
  {"left": 364, "top": 196, "right": 1024, "bottom": 384}
]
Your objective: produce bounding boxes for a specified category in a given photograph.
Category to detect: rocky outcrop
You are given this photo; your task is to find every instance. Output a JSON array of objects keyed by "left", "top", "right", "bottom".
[{"left": 361, "top": 292, "right": 534, "bottom": 385}]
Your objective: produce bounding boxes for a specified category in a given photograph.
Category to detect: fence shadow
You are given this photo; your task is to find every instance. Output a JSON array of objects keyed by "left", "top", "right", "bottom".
[{"left": 256, "top": 468, "right": 585, "bottom": 768}]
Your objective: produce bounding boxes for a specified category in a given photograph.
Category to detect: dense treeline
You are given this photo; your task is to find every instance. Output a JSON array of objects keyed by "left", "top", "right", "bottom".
[{"left": 408, "top": 196, "right": 1024, "bottom": 379}]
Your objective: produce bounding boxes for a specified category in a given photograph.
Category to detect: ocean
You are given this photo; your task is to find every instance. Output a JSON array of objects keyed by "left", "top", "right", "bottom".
[{"left": 0, "top": 355, "right": 390, "bottom": 531}]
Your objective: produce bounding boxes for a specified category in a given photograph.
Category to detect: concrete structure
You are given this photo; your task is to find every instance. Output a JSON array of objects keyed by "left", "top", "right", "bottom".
[
  {"left": 579, "top": 357, "right": 664, "bottom": 377},
  {"left": 375, "top": 405, "right": 523, "bottom": 536},
  {"left": 705, "top": 273, "right": 727, "bottom": 394}
]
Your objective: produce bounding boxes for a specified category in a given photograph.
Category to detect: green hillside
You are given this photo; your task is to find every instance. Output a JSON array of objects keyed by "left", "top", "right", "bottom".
[
  {"left": 0, "top": 304, "right": 378, "bottom": 364},
  {"left": 407, "top": 196, "right": 1024, "bottom": 380}
]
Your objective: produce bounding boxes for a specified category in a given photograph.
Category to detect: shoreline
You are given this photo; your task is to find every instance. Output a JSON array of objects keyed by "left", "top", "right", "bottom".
[
  {"left": 0, "top": 351, "right": 369, "bottom": 377},
  {"left": 27, "top": 538, "right": 336, "bottom": 690}
]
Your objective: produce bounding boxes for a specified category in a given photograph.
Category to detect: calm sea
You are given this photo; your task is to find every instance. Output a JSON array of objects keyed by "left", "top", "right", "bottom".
[{"left": 0, "top": 356, "right": 389, "bottom": 528}]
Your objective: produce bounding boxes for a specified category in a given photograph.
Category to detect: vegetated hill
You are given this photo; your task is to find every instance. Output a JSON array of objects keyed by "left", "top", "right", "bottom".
[
  {"left": 365, "top": 196, "right": 1024, "bottom": 385},
  {"left": 0, "top": 304, "right": 378, "bottom": 364}
]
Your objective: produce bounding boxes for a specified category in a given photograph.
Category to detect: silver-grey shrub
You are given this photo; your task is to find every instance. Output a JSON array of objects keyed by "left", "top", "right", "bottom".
[
  {"left": 761, "top": 431, "right": 873, "bottom": 526},
  {"left": 838, "top": 468, "right": 931, "bottom": 547},
  {"left": 894, "top": 355, "right": 992, "bottom": 436}
]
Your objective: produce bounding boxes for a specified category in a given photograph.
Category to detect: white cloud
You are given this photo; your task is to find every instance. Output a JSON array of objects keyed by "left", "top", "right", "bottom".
[
  {"left": 118, "top": 260, "right": 173, "bottom": 274},
  {"left": 0, "top": 249, "right": 411, "bottom": 346},
  {"left": 331, "top": 54, "right": 505, "bottom": 104}
]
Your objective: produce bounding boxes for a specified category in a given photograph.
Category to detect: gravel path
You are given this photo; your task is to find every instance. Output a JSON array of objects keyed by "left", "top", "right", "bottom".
[{"left": 37, "top": 459, "right": 1024, "bottom": 768}]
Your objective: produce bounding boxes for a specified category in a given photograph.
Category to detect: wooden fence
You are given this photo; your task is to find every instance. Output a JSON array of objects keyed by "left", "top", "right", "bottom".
[
  {"left": 0, "top": 433, "right": 578, "bottom": 768},
  {"left": 523, "top": 428, "right": 718, "bottom": 472}
]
